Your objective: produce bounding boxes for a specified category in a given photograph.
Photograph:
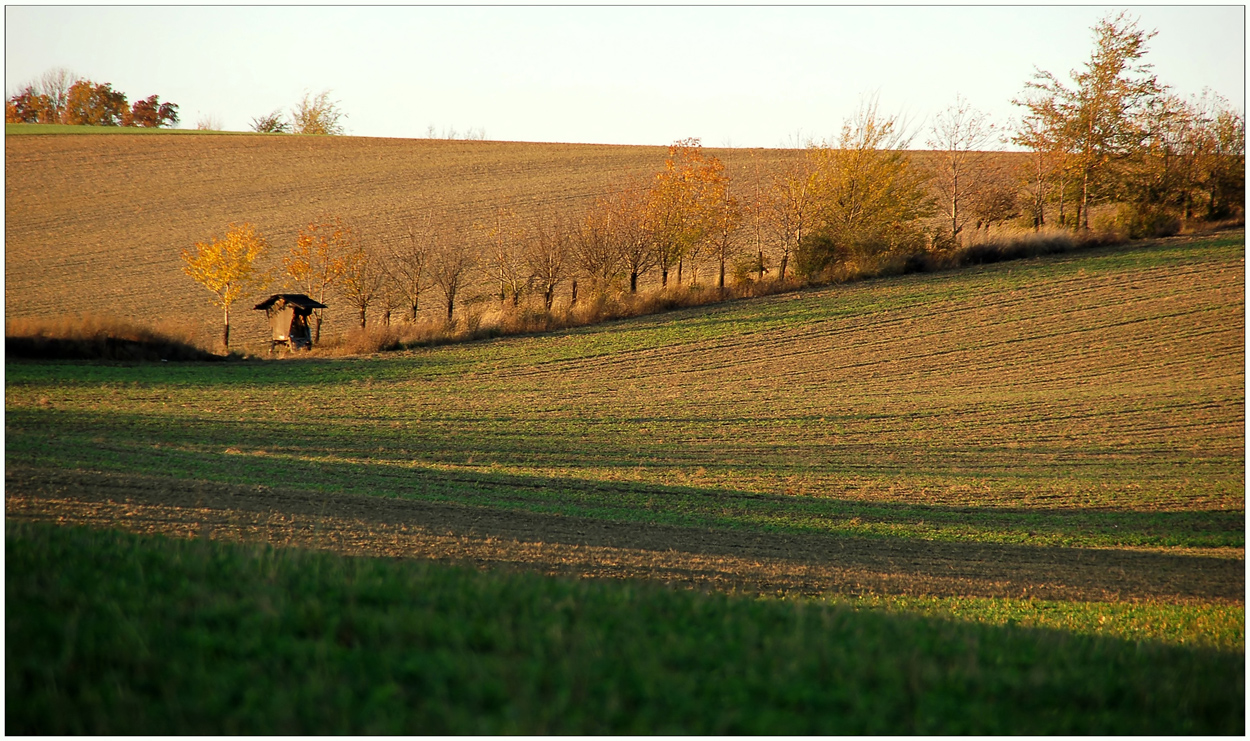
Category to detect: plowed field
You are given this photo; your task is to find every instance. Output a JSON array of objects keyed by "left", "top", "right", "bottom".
[
  {"left": 5, "top": 132, "right": 798, "bottom": 347},
  {"left": 6, "top": 230, "right": 1244, "bottom": 607},
  {"left": 6, "top": 466, "right": 1241, "bottom": 604}
]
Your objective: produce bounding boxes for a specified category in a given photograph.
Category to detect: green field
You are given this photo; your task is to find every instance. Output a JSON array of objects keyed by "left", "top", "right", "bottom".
[
  {"left": 6, "top": 231, "right": 1245, "bottom": 732},
  {"left": 8, "top": 233, "right": 1244, "bottom": 544},
  {"left": 6, "top": 521, "right": 1242, "bottom": 735}
]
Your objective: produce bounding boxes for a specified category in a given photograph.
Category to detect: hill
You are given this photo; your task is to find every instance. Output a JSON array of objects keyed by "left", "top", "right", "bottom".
[
  {"left": 6, "top": 129, "right": 1037, "bottom": 352},
  {"left": 8, "top": 231, "right": 1243, "bottom": 544},
  {"left": 5, "top": 131, "right": 804, "bottom": 348},
  {"left": 5, "top": 229, "right": 1244, "bottom": 732}
]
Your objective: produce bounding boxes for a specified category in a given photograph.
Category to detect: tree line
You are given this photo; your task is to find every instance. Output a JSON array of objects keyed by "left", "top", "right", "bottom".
[
  {"left": 6, "top": 67, "right": 178, "bottom": 127},
  {"left": 1013, "top": 12, "right": 1244, "bottom": 236},
  {"left": 181, "top": 12, "right": 1242, "bottom": 351}
]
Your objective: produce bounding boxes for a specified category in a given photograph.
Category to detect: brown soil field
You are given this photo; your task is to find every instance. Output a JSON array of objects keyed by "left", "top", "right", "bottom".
[
  {"left": 6, "top": 466, "right": 1242, "bottom": 604},
  {"left": 5, "top": 133, "right": 804, "bottom": 348},
  {"left": 5, "top": 131, "right": 1025, "bottom": 352}
]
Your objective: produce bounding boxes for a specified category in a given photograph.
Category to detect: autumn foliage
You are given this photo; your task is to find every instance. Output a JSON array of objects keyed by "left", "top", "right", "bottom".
[
  {"left": 6, "top": 69, "right": 178, "bottom": 128},
  {"left": 181, "top": 223, "right": 271, "bottom": 351},
  {"left": 159, "top": 13, "right": 1240, "bottom": 354}
]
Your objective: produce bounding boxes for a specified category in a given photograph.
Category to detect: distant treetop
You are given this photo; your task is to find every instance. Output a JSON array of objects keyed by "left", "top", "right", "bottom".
[{"left": 5, "top": 68, "right": 178, "bottom": 128}]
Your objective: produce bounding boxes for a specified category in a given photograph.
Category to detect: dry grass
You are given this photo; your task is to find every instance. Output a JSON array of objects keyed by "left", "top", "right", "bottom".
[
  {"left": 0, "top": 224, "right": 1148, "bottom": 361},
  {"left": 283, "top": 226, "right": 1132, "bottom": 358},
  {"left": 5, "top": 313, "right": 223, "bottom": 361}
]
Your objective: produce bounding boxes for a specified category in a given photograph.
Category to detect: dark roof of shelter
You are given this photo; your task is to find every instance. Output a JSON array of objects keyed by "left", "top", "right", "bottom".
[{"left": 254, "top": 294, "right": 328, "bottom": 311}]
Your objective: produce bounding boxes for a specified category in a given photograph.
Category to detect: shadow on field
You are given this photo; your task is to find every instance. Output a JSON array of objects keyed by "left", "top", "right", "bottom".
[
  {"left": 5, "top": 519, "right": 1244, "bottom": 735},
  {"left": 6, "top": 465, "right": 1243, "bottom": 605},
  {"left": 5, "top": 407, "right": 1243, "bottom": 554}
]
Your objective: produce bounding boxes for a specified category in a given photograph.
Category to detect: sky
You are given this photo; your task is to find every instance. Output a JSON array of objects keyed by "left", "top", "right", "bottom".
[{"left": 5, "top": 4, "right": 1245, "bottom": 149}]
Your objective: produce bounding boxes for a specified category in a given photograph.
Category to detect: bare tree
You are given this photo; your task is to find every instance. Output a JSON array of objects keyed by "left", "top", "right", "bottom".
[
  {"left": 967, "top": 157, "right": 1023, "bottom": 234},
  {"left": 609, "top": 180, "right": 655, "bottom": 293},
  {"left": 708, "top": 189, "right": 744, "bottom": 291},
  {"left": 927, "top": 94, "right": 995, "bottom": 246},
  {"left": 37, "top": 67, "right": 75, "bottom": 122},
  {"left": 336, "top": 241, "right": 387, "bottom": 328},
  {"left": 481, "top": 204, "right": 528, "bottom": 307},
  {"left": 524, "top": 209, "right": 570, "bottom": 311},
  {"left": 745, "top": 152, "right": 770, "bottom": 282},
  {"left": 386, "top": 212, "right": 437, "bottom": 322},
  {"left": 763, "top": 153, "right": 820, "bottom": 281},
  {"left": 572, "top": 201, "right": 625, "bottom": 297},
  {"left": 429, "top": 225, "right": 476, "bottom": 323},
  {"left": 195, "top": 113, "right": 223, "bottom": 131}
]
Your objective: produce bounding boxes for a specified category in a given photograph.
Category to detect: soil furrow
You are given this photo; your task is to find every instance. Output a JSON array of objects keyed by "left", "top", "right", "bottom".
[{"left": 6, "top": 466, "right": 1242, "bottom": 604}]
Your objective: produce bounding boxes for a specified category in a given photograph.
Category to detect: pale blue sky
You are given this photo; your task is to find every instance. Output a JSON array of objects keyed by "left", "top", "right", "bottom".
[{"left": 5, "top": 5, "right": 1244, "bottom": 148}]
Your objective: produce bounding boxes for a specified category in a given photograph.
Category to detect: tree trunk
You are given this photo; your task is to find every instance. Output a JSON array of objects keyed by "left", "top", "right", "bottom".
[
  {"left": 410, "top": 302, "right": 419, "bottom": 323},
  {"left": 222, "top": 305, "right": 230, "bottom": 352},
  {"left": 661, "top": 267, "right": 669, "bottom": 288},
  {"left": 718, "top": 259, "right": 726, "bottom": 291},
  {"left": 1079, "top": 168, "right": 1091, "bottom": 231},
  {"left": 445, "top": 290, "right": 455, "bottom": 322},
  {"left": 676, "top": 257, "right": 683, "bottom": 286},
  {"left": 570, "top": 279, "right": 578, "bottom": 306},
  {"left": 950, "top": 167, "right": 961, "bottom": 245},
  {"left": 312, "top": 311, "right": 323, "bottom": 344},
  {"left": 358, "top": 306, "right": 367, "bottom": 328},
  {"left": 630, "top": 271, "right": 638, "bottom": 293},
  {"left": 779, "top": 251, "right": 789, "bottom": 282},
  {"left": 757, "top": 249, "right": 765, "bottom": 282}
]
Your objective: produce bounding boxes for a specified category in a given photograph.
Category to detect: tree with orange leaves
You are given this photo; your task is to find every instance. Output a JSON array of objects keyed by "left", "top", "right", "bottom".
[
  {"left": 181, "top": 223, "right": 271, "bottom": 352},
  {"left": 283, "top": 217, "right": 354, "bottom": 343},
  {"left": 646, "top": 138, "right": 729, "bottom": 288}
]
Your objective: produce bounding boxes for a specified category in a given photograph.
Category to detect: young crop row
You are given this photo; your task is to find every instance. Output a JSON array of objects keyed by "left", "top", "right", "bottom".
[
  {"left": 7, "top": 233, "right": 1244, "bottom": 542},
  {"left": 6, "top": 522, "right": 1243, "bottom": 734}
]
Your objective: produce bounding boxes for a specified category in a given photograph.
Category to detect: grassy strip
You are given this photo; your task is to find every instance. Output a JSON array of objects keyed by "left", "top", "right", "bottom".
[
  {"left": 834, "top": 594, "right": 1244, "bottom": 652},
  {"left": 6, "top": 522, "right": 1243, "bottom": 735},
  {"left": 5, "top": 123, "right": 258, "bottom": 136}
]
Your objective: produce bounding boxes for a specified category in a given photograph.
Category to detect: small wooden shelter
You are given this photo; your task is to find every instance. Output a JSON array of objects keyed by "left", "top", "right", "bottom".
[{"left": 254, "top": 294, "right": 326, "bottom": 352}]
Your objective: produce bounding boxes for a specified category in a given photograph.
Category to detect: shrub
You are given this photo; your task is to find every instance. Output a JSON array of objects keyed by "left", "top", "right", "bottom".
[{"left": 1103, "top": 203, "right": 1182, "bottom": 240}]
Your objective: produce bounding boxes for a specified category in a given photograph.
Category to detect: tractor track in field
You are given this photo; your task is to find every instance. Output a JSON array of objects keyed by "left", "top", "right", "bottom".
[{"left": 6, "top": 466, "right": 1243, "bottom": 605}]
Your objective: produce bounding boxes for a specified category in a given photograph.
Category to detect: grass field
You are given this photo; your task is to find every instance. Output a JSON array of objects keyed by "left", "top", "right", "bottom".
[
  {"left": 8, "top": 232, "right": 1244, "bottom": 532},
  {"left": 6, "top": 521, "right": 1242, "bottom": 735},
  {"left": 6, "top": 229, "right": 1244, "bottom": 732},
  {"left": 4, "top": 123, "right": 255, "bottom": 136}
]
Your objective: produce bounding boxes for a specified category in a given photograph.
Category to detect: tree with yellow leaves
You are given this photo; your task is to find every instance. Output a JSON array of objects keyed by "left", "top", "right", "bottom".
[
  {"left": 181, "top": 223, "right": 271, "bottom": 352},
  {"left": 646, "top": 138, "right": 729, "bottom": 288}
]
